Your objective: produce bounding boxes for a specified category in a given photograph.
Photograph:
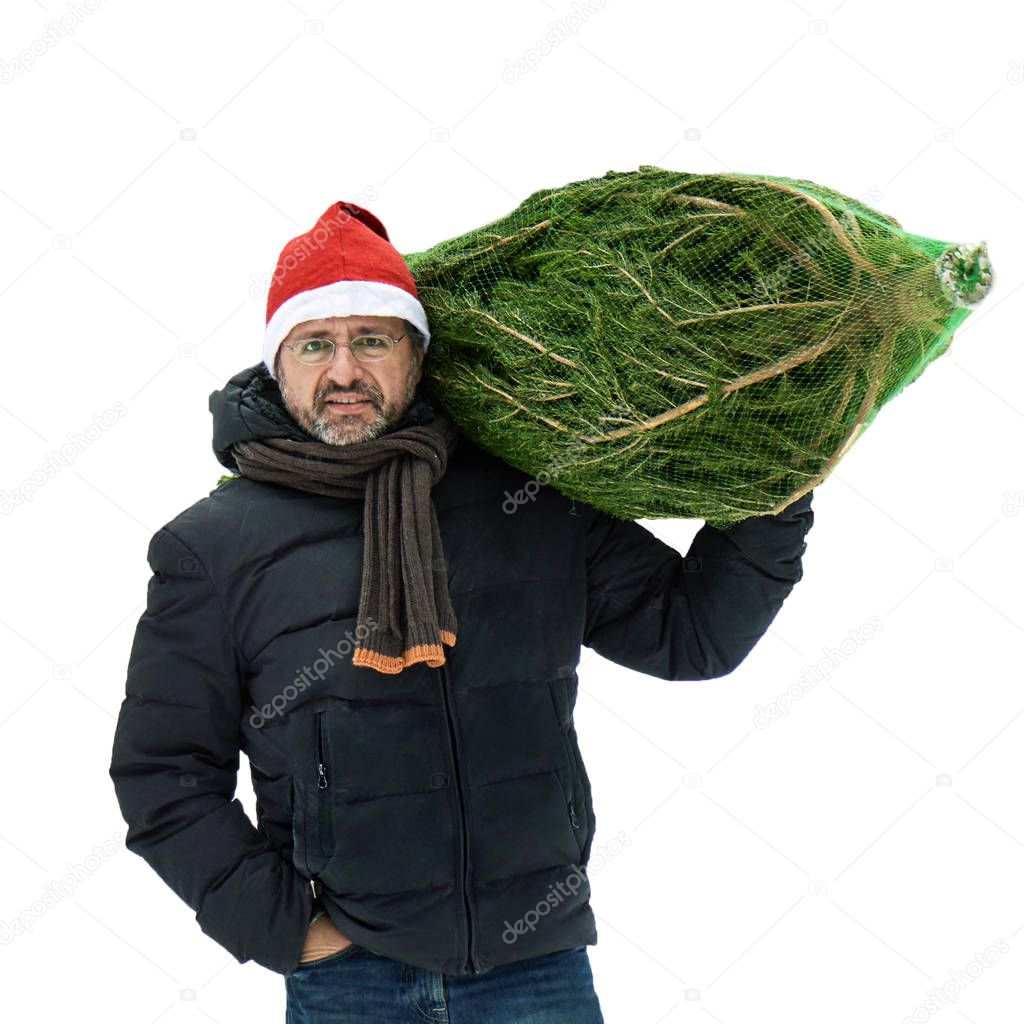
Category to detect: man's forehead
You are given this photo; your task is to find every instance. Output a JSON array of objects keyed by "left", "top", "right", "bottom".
[{"left": 288, "top": 315, "right": 405, "bottom": 337}]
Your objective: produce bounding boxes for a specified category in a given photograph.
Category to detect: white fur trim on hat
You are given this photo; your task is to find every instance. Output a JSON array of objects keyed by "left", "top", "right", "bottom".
[{"left": 264, "top": 279, "right": 431, "bottom": 378}]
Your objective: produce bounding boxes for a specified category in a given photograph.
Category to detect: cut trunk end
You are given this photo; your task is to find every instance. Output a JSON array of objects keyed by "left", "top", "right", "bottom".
[{"left": 936, "top": 240, "right": 992, "bottom": 308}]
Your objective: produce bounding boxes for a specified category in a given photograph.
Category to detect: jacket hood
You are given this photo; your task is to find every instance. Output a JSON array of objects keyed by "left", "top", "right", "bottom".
[{"left": 209, "top": 362, "right": 444, "bottom": 473}]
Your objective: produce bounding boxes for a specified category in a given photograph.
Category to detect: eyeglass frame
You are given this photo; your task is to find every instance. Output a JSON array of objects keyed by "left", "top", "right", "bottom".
[{"left": 281, "top": 330, "right": 412, "bottom": 366}]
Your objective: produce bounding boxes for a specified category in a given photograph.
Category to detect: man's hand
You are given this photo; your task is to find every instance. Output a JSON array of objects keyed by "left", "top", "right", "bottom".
[{"left": 299, "top": 913, "right": 354, "bottom": 964}]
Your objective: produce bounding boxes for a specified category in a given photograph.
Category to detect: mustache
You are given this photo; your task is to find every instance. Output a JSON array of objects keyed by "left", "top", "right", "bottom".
[{"left": 319, "top": 388, "right": 378, "bottom": 404}]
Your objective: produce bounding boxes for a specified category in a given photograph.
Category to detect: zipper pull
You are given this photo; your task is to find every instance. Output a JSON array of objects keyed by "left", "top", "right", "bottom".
[
  {"left": 315, "top": 712, "right": 328, "bottom": 789},
  {"left": 569, "top": 799, "right": 580, "bottom": 829},
  {"left": 310, "top": 878, "right": 322, "bottom": 899}
]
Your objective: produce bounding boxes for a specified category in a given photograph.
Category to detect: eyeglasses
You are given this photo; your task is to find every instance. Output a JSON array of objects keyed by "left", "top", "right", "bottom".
[{"left": 282, "top": 332, "right": 409, "bottom": 365}]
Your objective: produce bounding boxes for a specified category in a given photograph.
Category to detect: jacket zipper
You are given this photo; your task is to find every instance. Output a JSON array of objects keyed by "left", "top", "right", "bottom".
[
  {"left": 315, "top": 711, "right": 332, "bottom": 857},
  {"left": 438, "top": 661, "right": 478, "bottom": 973},
  {"left": 301, "top": 714, "right": 330, "bottom": 901},
  {"left": 316, "top": 711, "right": 328, "bottom": 790},
  {"left": 560, "top": 729, "right": 583, "bottom": 852}
]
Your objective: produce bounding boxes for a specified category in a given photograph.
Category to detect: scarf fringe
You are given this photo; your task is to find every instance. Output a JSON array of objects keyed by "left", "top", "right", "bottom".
[{"left": 353, "top": 630, "right": 458, "bottom": 674}]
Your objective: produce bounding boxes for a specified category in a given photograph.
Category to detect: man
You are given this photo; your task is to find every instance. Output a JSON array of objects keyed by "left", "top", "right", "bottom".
[{"left": 109, "top": 202, "right": 815, "bottom": 1022}]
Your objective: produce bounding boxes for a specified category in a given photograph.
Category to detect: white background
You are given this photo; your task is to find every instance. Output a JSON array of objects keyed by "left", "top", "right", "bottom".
[{"left": 1, "top": 1, "right": 1021, "bottom": 1022}]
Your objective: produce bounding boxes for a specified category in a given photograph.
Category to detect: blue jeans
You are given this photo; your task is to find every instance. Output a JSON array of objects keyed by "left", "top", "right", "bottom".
[{"left": 285, "top": 942, "right": 605, "bottom": 1023}]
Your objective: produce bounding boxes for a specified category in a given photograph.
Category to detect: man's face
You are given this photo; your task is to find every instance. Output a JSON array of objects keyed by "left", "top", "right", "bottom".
[{"left": 275, "top": 315, "right": 424, "bottom": 446}]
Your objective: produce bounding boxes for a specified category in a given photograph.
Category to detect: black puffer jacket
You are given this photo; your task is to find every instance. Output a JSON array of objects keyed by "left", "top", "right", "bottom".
[{"left": 108, "top": 363, "right": 814, "bottom": 977}]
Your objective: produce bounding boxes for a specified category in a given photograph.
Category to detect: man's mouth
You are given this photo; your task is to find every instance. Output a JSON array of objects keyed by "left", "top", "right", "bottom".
[{"left": 324, "top": 395, "right": 374, "bottom": 414}]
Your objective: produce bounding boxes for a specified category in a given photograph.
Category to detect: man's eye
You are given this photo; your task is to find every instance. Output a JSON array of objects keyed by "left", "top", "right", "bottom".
[{"left": 302, "top": 339, "right": 328, "bottom": 353}]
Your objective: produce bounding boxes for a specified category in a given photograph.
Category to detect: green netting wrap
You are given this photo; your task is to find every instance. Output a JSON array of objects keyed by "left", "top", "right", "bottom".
[{"left": 404, "top": 166, "right": 993, "bottom": 527}]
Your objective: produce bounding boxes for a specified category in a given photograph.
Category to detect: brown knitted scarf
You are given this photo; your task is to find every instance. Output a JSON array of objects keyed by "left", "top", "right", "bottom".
[{"left": 231, "top": 404, "right": 460, "bottom": 675}]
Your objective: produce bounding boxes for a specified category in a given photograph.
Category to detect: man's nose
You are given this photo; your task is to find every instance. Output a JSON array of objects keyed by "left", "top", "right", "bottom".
[{"left": 323, "top": 343, "right": 366, "bottom": 386}]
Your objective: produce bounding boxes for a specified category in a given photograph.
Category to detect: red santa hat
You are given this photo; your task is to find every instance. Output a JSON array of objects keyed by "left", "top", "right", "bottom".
[{"left": 263, "top": 201, "right": 431, "bottom": 378}]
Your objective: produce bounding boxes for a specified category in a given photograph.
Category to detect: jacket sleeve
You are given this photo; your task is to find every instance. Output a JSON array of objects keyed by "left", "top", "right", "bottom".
[
  {"left": 582, "top": 492, "right": 814, "bottom": 680},
  {"left": 108, "top": 526, "right": 313, "bottom": 975}
]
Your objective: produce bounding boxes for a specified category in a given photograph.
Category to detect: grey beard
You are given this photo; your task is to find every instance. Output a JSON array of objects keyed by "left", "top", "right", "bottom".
[{"left": 279, "top": 360, "right": 420, "bottom": 446}]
